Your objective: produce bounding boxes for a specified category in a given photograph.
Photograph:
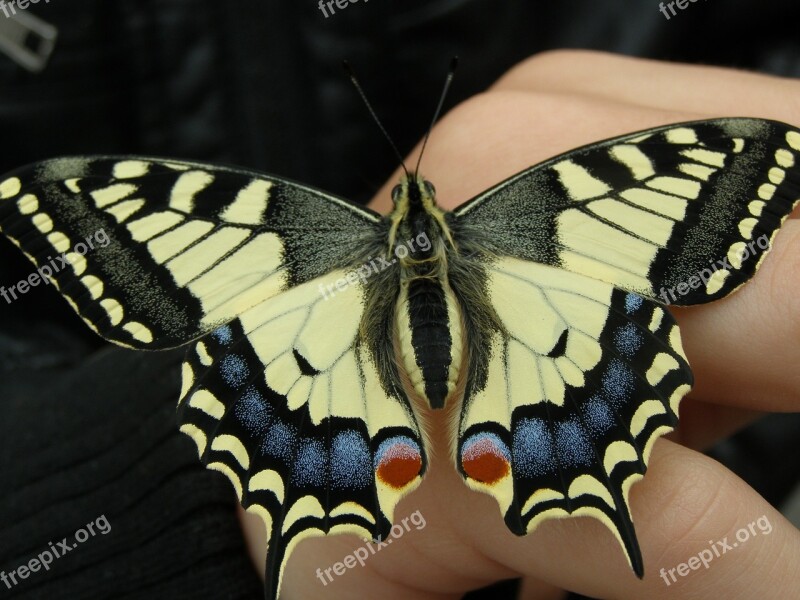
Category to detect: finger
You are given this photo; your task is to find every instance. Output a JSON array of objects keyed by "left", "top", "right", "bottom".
[
  {"left": 518, "top": 577, "right": 569, "bottom": 600},
  {"left": 673, "top": 218, "right": 800, "bottom": 412},
  {"left": 253, "top": 496, "right": 485, "bottom": 599},
  {"left": 467, "top": 440, "right": 800, "bottom": 599},
  {"left": 276, "top": 388, "right": 799, "bottom": 598},
  {"left": 280, "top": 480, "right": 521, "bottom": 599},
  {"left": 493, "top": 50, "right": 800, "bottom": 127},
  {"left": 666, "top": 400, "right": 763, "bottom": 450},
  {"left": 283, "top": 532, "right": 468, "bottom": 600},
  {"left": 368, "top": 89, "right": 702, "bottom": 214},
  {"left": 275, "top": 407, "right": 578, "bottom": 598}
]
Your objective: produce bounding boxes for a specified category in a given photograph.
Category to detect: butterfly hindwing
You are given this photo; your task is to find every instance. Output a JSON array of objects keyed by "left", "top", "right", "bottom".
[
  {"left": 176, "top": 269, "right": 426, "bottom": 598},
  {"left": 454, "top": 257, "right": 692, "bottom": 575},
  {"left": 454, "top": 118, "right": 800, "bottom": 304},
  {"left": 0, "top": 157, "right": 383, "bottom": 348}
]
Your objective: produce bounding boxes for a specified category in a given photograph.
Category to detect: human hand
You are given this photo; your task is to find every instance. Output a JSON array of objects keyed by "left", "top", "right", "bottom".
[{"left": 242, "top": 50, "right": 800, "bottom": 600}]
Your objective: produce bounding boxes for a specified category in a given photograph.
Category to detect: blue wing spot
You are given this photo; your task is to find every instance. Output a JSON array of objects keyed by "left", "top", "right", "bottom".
[
  {"left": 331, "top": 430, "right": 372, "bottom": 489},
  {"left": 582, "top": 396, "right": 614, "bottom": 437},
  {"left": 513, "top": 418, "right": 554, "bottom": 478},
  {"left": 625, "top": 293, "right": 644, "bottom": 314},
  {"left": 602, "top": 358, "right": 635, "bottom": 407},
  {"left": 211, "top": 324, "right": 233, "bottom": 345},
  {"left": 555, "top": 418, "right": 593, "bottom": 467},
  {"left": 461, "top": 432, "right": 510, "bottom": 462},
  {"left": 293, "top": 438, "right": 328, "bottom": 486},
  {"left": 374, "top": 436, "right": 420, "bottom": 469},
  {"left": 261, "top": 420, "right": 297, "bottom": 462},
  {"left": 221, "top": 354, "right": 249, "bottom": 388},
  {"left": 233, "top": 386, "right": 271, "bottom": 435},
  {"left": 614, "top": 322, "right": 644, "bottom": 358}
]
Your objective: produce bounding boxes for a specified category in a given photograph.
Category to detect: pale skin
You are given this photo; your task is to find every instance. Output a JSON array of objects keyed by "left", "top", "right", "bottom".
[{"left": 237, "top": 51, "right": 800, "bottom": 599}]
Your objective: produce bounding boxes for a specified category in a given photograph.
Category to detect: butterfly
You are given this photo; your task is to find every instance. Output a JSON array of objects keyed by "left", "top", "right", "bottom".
[{"left": 0, "top": 116, "right": 798, "bottom": 598}]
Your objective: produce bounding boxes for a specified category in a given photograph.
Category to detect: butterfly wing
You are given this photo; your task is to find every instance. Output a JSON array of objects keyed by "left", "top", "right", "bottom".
[
  {"left": 449, "top": 118, "right": 800, "bottom": 575},
  {"left": 454, "top": 118, "right": 800, "bottom": 304},
  {"left": 0, "top": 155, "right": 414, "bottom": 597},
  {"left": 449, "top": 257, "right": 690, "bottom": 575},
  {"left": 177, "top": 267, "right": 426, "bottom": 599},
  {"left": 0, "top": 156, "right": 383, "bottom": 348}
]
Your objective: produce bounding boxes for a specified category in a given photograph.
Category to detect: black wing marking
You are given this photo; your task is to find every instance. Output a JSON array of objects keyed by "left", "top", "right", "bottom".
[
  {"left": 451, "top": 257, "right": 691, "bottom": 576},
  {"left": 453, "top": 118, "right": 800, "bottom": 304},
  {"left": 176, "top": 270, "right": 426, "bottom": 599},
  {"left": 0, "top": 156, "right": 384, "bottom": 348}
]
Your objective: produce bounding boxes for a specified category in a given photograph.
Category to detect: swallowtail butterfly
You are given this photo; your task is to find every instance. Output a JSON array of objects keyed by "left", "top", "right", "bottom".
[{"left": 1, "top": 115, "right": 798, "bottom": 597}]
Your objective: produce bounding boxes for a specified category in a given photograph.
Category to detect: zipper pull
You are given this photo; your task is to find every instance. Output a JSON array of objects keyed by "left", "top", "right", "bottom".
[{"left": 0, "top": 10, "right": 57, "bottom": 73}]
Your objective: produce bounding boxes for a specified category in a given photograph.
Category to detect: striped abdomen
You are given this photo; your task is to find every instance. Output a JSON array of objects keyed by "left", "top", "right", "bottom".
[{"left": 396, "top": 274, "right": 462, "bottom": 409}]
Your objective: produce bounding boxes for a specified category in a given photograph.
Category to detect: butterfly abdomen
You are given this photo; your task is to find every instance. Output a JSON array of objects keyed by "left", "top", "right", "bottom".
[{"left": 395, "top": 263, "right": 463, "bottom": 410}]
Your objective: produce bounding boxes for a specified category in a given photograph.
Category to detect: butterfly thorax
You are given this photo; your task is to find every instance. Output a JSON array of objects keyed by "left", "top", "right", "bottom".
[{"left": 389, "top": 175, "right": 463, "bottom": 410}]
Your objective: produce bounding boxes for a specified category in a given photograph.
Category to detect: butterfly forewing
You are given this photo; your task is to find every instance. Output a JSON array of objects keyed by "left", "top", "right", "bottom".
[
  {"left": 455, "top": 118, "right": 800, "bottom": 304},
  {"left": 0, "top": 157, "right": 383, "bottom": 348}
]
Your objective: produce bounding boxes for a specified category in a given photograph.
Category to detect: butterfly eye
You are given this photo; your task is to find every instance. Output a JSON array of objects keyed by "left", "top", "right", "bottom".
[
  {"left": 391, "top": 184, "right": 403, "bottom": 203},
  {"left": 424, "top": 181, "right": 436, "bottom": 196}
]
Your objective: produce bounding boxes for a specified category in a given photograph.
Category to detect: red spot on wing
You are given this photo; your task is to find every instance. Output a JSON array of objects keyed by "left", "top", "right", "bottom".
[
  {"left": 461, "top": 437, "right": 510, "bottom": 485},
  {"left": 376, "top": 443, "right": 422, "bottom": 489}
]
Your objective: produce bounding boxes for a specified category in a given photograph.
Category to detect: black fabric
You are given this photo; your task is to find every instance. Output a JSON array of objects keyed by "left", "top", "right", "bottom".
[
  {"left": 0, "top": 347, "right": 263, "bottom": 598},
  {"left": 1, "top": 1, "right": 799, "bottom": 598}
]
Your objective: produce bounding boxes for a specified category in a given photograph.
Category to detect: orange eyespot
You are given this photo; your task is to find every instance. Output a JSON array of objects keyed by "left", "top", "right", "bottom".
[
  {"left": 375, "top": 436, "right": 423, "bottom": 489},
  {"left": 460, "top": 433, "right": 511, "bottom": 485}
]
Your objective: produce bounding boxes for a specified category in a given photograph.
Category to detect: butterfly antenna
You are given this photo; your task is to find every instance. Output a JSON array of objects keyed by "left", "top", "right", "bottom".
[
  {"left": 343, "top": 60, "right": 410, "bottom": 179},
  {"left": 414, "top": 56, "right": 459, "bottom": 178}
]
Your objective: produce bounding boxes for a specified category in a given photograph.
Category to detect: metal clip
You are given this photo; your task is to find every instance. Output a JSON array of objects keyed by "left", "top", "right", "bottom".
[{"left": 0, "top": 10, "right": 57, "bottom": 73}]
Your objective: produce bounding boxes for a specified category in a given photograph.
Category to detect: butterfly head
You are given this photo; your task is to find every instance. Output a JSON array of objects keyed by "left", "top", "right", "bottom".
[
  {"left": 388, "top": 173, "right": 455, "bottom": 253},
  {"left": 391, "top": 174, "right": 437, "bottom": 210}
]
